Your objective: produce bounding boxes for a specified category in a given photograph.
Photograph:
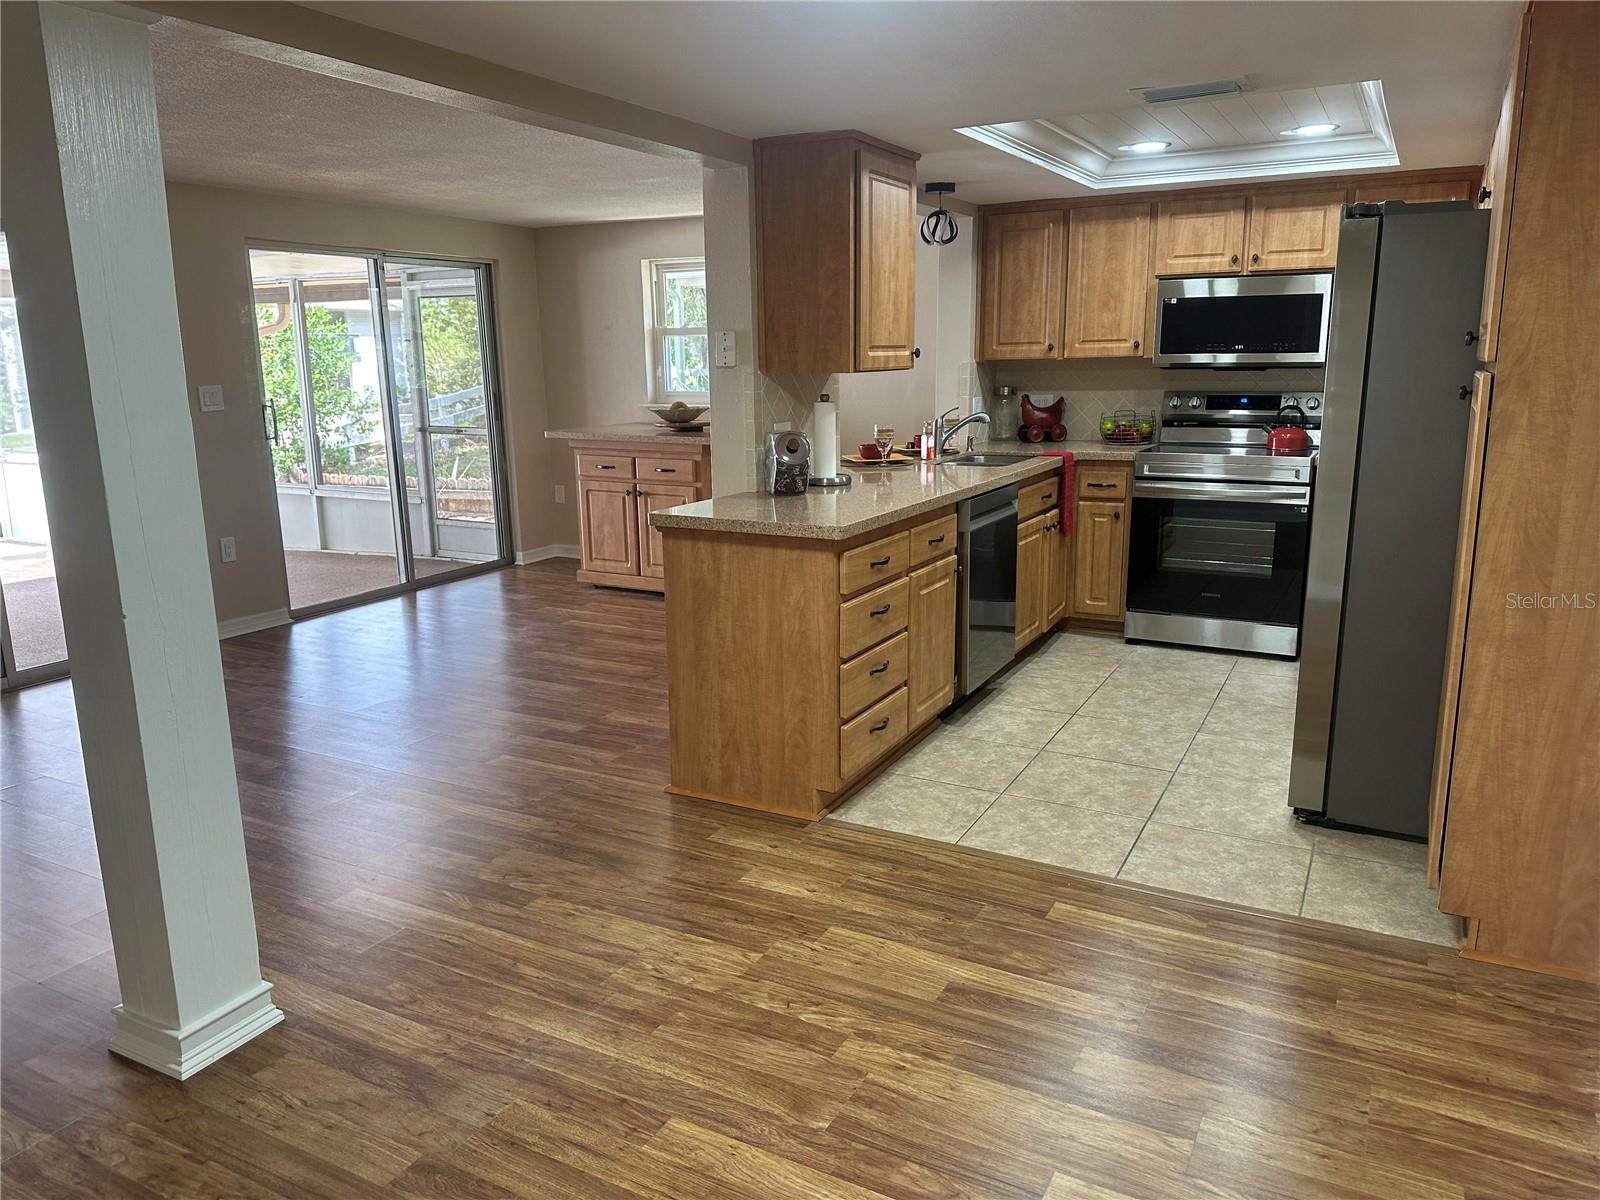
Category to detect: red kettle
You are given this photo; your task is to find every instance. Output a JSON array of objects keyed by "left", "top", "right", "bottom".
[{"left": 1264, "top": 404, "right": 1313, "bottom": 454}]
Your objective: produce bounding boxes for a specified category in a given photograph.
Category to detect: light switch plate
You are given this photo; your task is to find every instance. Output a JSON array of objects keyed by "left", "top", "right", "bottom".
[
  {"left": 713, "top": 330, "right": 735, "bottom": 368},
  {"left": 197, "top": 384, "right": 224, "bottom": 412},
  {"left": 218, "top": 536, "right": 237, "bottom": 563}
]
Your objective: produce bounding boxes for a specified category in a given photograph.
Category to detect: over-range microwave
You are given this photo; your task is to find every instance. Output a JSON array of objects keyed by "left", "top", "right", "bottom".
[{"left": 1153, "top": 272, "right": 1333, "bottom": 368}]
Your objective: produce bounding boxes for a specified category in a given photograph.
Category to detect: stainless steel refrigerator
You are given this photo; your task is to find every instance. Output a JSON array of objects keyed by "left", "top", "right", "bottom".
[{"left": 1289, "top": 201, "right": 1489, "bottom": 837}]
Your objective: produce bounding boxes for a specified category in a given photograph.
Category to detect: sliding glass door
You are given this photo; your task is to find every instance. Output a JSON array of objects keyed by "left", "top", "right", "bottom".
[{"left": 249, "top": 247, "right": 508, "bottom": 615}]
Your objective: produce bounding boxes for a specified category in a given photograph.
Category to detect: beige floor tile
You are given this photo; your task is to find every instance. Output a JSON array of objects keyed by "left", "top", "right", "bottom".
[
  {"left": 1001, "top": 653, "right": 1120, "bottom": 691},
  {"left": 1302, "top": 854, "right": 1460, "bottom": 945},
  {"left": 1218, "top": 671, "right": 1300, "bottom": 707},
  {"left": 1074, "top": 680, "right": 1213, "bottom": 730},
  {"left": 1200, "top": 695, "right": 1298, "bottom": 744},
  {"left": 941, "top": 692, "right": 1074, "bottom": 751},
  {"left": 1312, "top": 826, "right": 1429, "bottom": 869},
  {"left": 828, "top": 775, "right": 996, "bottom": 842},
  {"left": 959, "top": 794, "right": 1145, "bottom": 877},
  {"left": 1180, "top": 732, "right": 1293, "bottom": 790},
  {"left": 991, "top": 671, "right": 1103, "bottom": 711},
  {"left": 1150, "top": 764, "right": 1314, "bottom": 849},
  {"left": 1119, "top": 823, "right": 1311, "bottom": 914},
  {"left": 1006, "top": 751, "right": 1172, "bottom": 818},
  {"left": 1111, "top": 645, "right": 1236, "bottom": 690},
  {"left": 1038, "top": 632, "right": 1134, "bottom": 662},
  {"left": 1046, "top": 715, "right": 1197, "bottom": 771},
  {"left": 888, "top": 730, "right": 1031, "bottom": 792},
  {"left": 1228, "top": 654, "right": 1301, "bottom": 680}
]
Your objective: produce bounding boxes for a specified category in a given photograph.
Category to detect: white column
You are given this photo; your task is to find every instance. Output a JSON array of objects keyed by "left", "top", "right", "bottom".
[
  {"left": 1, "top": 1, "right": 281, "bottom": 1078},
  {"left": 702, "top": 164, "right": 761, "bottom": 495}
]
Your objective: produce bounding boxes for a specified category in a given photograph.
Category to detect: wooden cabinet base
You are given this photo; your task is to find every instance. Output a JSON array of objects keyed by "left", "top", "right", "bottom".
[
  {"left": 572, "top": 441, "right": 710, "bottom": 594},
  {"left": 575, "top": 568, "right": 670, "bottom": 593}
]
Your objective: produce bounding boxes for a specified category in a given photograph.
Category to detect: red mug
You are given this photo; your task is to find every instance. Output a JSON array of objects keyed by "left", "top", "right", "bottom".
[{"left": 857, "top": 442, "right": 883, "bottom": 460}]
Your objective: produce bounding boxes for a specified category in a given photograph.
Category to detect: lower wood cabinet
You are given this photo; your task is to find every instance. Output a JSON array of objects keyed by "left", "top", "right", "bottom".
[
  {"left": 1014, "top": 510, "right": 1050, "bottom": 650},
  {"left": 573, "top": 440, "right": 710, "bottom": 592},
  {"left": 1072, "top": 501, "right": 1127, "bottom": 620},
  {"left": 907, "top": 554, "right": 957, "bottom": 727},
  {"left": 1046, "top": 515, "right": 1072, "bottom": 625}
]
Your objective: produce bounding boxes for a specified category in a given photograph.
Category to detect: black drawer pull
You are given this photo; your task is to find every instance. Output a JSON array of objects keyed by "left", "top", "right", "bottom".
[
  {"left": 869, "top": 661, "right": 890, "bottom": 676},
  {"left": 1042, "top": 493, "right": 1056, "bottom": 503},
  {"left": 1088, "top": 481, "right": 1116, "bottom": 489},
  {"left": 870, "top": 604, "right": 892, "bottom": 617},
  {"left": 927, "top": 534, "right": 945, "bottom": 546},
  {"left": 870, "top": 719, "right": 890, "bottom": 734},
  {"left": 869, "top": 555, "right": 892, "bottom": 568},
  {"left": 654, "top": 466, "right": 677, "bottom": 473},
  {"left": 597, "top": 463, "right": 616, "bottom": 470}
]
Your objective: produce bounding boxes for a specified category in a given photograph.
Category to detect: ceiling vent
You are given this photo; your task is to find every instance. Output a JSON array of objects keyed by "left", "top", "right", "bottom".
[{"left": 1132, "top": 79, "right": 1249, "bottom": 106}]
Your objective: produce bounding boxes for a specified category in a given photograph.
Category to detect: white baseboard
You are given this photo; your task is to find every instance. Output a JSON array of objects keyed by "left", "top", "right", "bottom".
[
  {"left": 515, "top": 544, "right": 580, "bottom": 565},
  {"left": 110, "top": 980, "right": 284, "bottom": 1080},
  {"left": 217, "top": 608, "right": 290, "bottom": 640}
]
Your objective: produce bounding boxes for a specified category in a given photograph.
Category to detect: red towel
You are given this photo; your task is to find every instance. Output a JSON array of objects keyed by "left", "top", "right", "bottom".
[{"left": 1038, "top": 449, "right": 1075, "bottom": 536}]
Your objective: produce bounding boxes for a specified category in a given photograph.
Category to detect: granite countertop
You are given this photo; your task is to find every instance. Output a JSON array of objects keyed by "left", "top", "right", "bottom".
[
  {"left": 650, "top": 456, "right": 1077, "bottom": 540},
  {"left": 545, "top": 422, "right": 710, "bottom": 446}
]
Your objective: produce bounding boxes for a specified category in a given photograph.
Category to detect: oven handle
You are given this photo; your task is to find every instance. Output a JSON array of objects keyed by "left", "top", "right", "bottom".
[{"left": 1133, "top": 479, "right": 1311, "bottom": 506}]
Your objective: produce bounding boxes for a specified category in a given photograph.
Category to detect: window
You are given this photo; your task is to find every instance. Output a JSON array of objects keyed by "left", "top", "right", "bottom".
[{"left": 644, "top": 258, "right": 708, "bottom": 404}]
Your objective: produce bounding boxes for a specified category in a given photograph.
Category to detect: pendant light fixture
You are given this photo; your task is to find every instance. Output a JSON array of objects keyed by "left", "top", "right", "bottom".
[{"left": 920, "top": 182, "right": 959, "bottom": 246}]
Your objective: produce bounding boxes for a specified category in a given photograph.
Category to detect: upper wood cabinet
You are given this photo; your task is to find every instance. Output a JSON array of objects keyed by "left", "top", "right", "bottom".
[
  {"left": 1353, "top": 177, "right": 1479, "bottom": 204},
  {"left": 1153, "top": 195, "right": 1247, "bottom": 276},
  {"left": 1244, "top": 189, "right": 1345, "bottom": 272},
  {"left": 1065, "top": 202, "right": 1152, "bottom": 358},
  {"left": 978, "top": 210, "right": 1065, "bottom": 360},
  {"left": 755, "top": 132, "right": 919, "bottom": 374},
  {"left": 1477, "top": 3, "right": 1532, "bottom": 363}
]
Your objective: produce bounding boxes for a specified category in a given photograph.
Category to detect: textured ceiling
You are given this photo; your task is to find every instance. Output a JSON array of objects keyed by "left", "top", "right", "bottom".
[
  {"left": 306, "top": 0, "right": 1521, "bottom": 202},
  {"left": 150, "top": 26, "right": 704, "bottom": 228}
]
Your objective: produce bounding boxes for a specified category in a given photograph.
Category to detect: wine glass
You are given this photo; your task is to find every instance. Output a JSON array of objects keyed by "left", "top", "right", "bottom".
[{"left": 873, "top": 424, "right": 895, "bottom": 460}]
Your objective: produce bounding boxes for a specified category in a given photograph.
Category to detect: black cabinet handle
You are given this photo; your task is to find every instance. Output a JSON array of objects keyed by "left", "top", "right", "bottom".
[
  {"left": 869, "top": 661, "right": 890, "bottom": 676},
  {"left": 1251, "top": 253, "right": 1261, "bottom": 265},
  {"left": 1477, "top": 184, "right": 1491, "bottom": 204},
  {"left": 1113, "top": 510, "right": 1121, "bottom": 521},
  {"left": 1088, "top": 481, "right": 1116, "bottom": 489},
  {"left": 927, "top": 534, "right": 945, "bottom": 546},
  {"left": 870, "top": 604, "right": 891, "bottom": 617},
  {"left": 654, "top": 466, "right": 677, "bottom": 473},
  {"left": 1043, "top": 493, "right": 1056, "bottom": 504},
  {"left": 1459, "top": 384, "right": 1472, "bottom": 401},
  {"left": 912, "top": 347, "right": 922, "bottom": 359},
  {"left": 1132, "top": 339, "right": 1140, "bottom": 351},
  {"left": 1463, "top": 330, "right": 1479, "bottom": 347},
  {"left": 597, "top": 463, "right": 616, "bottom": 470},
  {"left": 1046, "top": 342, "right": 1054, "bottom": 353},
  {"left": 1230, "top": 253, "right": 1240, "bottom": 266},
  {"left": 869, "top": 555, "right": 892, "bottom": 568},
  {"left": 870, "top": 719, "right": 890, "bottom": 734}
]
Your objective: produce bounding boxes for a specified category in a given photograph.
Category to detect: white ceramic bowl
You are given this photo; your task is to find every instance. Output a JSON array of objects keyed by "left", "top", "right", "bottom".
[{"left": 644, "top": 403, "right": 709, "bottom": 427}]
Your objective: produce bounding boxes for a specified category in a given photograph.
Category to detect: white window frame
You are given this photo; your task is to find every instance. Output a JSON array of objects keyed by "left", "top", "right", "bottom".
[{"left": 642, "top": 257, "right": 708, "bottom": 405}]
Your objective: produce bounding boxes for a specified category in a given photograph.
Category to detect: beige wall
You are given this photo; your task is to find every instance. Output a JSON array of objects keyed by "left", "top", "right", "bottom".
[
  {"left": 165, "top": 182, "right": 553, "bottom": 625},
  {"left": 531, "top": 216, "right": 703, "bottom": 543}
]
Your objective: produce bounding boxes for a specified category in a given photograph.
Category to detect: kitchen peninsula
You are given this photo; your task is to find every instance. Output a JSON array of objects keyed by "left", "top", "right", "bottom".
[{"left": 654, "top": 443, "right": 1142, "bottom": 818}]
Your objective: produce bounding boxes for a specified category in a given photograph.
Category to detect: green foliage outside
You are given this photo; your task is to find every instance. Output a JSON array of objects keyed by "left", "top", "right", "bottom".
[{"left": 257, "top": 303, "right": 380, "bottom": 484}]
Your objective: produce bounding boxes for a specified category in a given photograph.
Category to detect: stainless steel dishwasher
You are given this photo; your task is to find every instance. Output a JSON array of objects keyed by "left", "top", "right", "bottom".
[{"left": 956, "top": 483, "right": 1019, "bottom": 698}]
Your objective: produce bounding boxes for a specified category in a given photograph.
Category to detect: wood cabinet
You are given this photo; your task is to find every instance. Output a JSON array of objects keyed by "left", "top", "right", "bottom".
[
  {"left": 755, "top": 132, "right": 919, "bottom": 373},
  {"left": 1153, "top": 195, "right": 1247, "bottom": 276},
  {"left": 1046, "top": 512, "right": 1072, "bottom": 626},
  {"left": 1072, "top": 501, "right": 1126, "bottom": 620},
  {"left": 1353, "top": 177, "right": 1478, "bottom": 204},
  {"left": 1477, "top": 3, "right": 1532, "bottom": 363},
  {"left": 572, "top": 441, "right": 710, "bottom": 592},
  {"left": 1065, "top": 202, "right": 1152, "bottom": 358},
  {"left": 1244, "top": 189, "right": 1345, "bottom": 272},
  {"left": 978, "top": 210, "right": 1065, "bottom": 360},
  {"left": 907, "top": 554, "right": 957, "bottom": 727},
  {"left": 1014, "top": 511, "right": 1050, "bottom": 650}
]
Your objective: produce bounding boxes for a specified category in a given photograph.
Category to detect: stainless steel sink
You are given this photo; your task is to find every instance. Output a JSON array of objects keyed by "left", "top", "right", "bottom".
[{"left": 954, "top": 453, "right": 1034, "bottom": 466}]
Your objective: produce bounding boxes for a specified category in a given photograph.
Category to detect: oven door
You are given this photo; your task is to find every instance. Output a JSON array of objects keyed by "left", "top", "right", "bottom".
[
  {"left": 1125, "top": 479, "right": 1312, "bottom": 656},
  {"left": 1154, "top": 273, "right": 1332, "bottom": 367}
]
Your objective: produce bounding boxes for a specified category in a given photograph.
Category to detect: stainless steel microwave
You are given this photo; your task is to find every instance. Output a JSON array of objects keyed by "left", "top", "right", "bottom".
[{"left": 1153, "top": 272, "right": 1333, "bottom": 368}]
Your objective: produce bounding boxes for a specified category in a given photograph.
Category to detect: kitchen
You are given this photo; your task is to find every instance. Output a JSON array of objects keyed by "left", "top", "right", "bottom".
[{"left": 622, "top": 4, "right": 1590, "bottom": 978}]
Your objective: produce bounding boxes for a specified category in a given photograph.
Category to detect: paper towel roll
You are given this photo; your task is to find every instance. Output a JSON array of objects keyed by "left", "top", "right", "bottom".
[{"left": 811, "top": 396, "right": 840, "bottom": 478}]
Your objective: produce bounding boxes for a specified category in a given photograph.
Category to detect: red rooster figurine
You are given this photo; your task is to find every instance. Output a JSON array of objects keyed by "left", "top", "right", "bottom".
[{"left": 1018, "top": 393, "right": 1067, "bottom": 443}]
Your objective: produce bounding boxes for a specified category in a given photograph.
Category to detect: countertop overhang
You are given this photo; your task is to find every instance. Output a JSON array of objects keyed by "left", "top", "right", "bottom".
[{"left": 545, "top": 422, "right": 710, "bottom": 446}]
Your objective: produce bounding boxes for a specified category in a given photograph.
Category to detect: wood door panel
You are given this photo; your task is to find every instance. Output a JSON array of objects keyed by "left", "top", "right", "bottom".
[
  {"left": 855, "top": 148, "right": 917, "bottom": 371},
  {"left": 1353, "top": 178, "right": 1478, "bottom": 204},
  {"left": 1245, "top": 189, "right": 1345, "bottom": 272},
  {"left": 1153, "top": 195, "right": 1247, "bottom": 276},
  {"left": 636, "top": 483, "right": 699, "bottom": 580},
  {"left": 1071, "top": 500, "right": 1126, "bottom": 619},
  {"left": 907, "top": 555, "right": 957, "bottom": 727},
  {"left": 1478, "top": 4, "right": 1532, "bottom": 362},
  {"left": 1065, "top": 202, "right": 1152, "bottom": 359},
  {"left": 979, "top": 210, "right": 1065, "bottom": 360},
  {"left": 1014, "top": 512, "right": 1049, "bottom": 650},
  {"left": 1046, "top": 522, "right": 1071, "bottom": 628},
  {"left": 578, "top": 479, "right": 640, "bottom": 577}
]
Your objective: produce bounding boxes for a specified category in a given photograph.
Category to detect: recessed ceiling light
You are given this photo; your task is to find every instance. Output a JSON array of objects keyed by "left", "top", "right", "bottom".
[
  {"left": 1281, "top": 123, "right": 1340, "bottom": 137},
  {"left": 1117, "top": 140, "right": 1171, "bottom": 154}
]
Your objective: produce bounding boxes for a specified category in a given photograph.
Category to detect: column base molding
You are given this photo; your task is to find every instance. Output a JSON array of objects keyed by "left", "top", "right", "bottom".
[{"left": 110, "top": 979, "right": 283, "bottom": 1080}]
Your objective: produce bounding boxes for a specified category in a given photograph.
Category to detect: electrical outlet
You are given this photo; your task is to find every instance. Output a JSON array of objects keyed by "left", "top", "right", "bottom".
[
  {"left": 218, "top": 536, "right": 237, "bottom": 563},
  {"left": 197, "top": 384, "right": 224, "bottom": 412},
  {"left": 713, "top": 330, "right": 736, "bottom": 368},
  {"left": 773, "top": 420, "right": 792, "bottom": 432},
  {"left": 554, "top": 484, "right": 566, "bottom": 504}
]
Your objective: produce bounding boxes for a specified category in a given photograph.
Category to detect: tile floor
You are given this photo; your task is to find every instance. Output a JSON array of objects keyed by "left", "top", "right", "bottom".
[{"left": 829, "top": 631, "right": 1461, "bottom": 946}]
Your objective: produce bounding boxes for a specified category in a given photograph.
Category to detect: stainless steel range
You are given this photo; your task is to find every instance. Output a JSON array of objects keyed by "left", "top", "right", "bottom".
[{"left": 1125, "top": 391, "right": 1321, "bottom": 657}]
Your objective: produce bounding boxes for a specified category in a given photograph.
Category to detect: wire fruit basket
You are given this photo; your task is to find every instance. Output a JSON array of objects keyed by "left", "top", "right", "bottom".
[{"left": 1100, "top": 408, "right": 1156, "bottom": 445}]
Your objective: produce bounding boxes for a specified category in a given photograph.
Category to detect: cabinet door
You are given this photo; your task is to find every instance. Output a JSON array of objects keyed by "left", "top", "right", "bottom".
[
  {"left": 978, "top": 210, "right": 1065, "bottom": 360},
  {"left": 1478, "top": 4, "right": 1531, "bottom": 362},
  {"left": 1071, "top": 500, "right": 1126, "bottom": 619},
  {"left": 1153, "top": 194, "right": 1247, "bottom": 276},
  {"left": 578, "top": 478, "right": 640, "bottom": 577},
  {"left": 907, "top": 555, "right": 958, "bottom": 727},
  {"left": 1014, "top": 512, "right": 1049, "bottom": 649},
  {"left": 1065, "top": 202, "right": 1153, "bottom": 359},
  {"left": 856, "top": 147, "right": 918, "bottom": 371},
  {"left": 636, "top": 482, "right": 700, "bottom": 580},
  {"left": 1353, "top": 178, "right": 1477, "bottom": 204},
  {"left": 1046, "top": 521, "right": 1071, "bottom": 627},
  {"left": 1245, "top": 189, "right": 1345, "bottom": 272}
]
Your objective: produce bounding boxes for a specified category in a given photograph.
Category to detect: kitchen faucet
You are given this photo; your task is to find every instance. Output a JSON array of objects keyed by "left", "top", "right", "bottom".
[{"left": 934, "top": 406, "right": 992, "bottom": 454}]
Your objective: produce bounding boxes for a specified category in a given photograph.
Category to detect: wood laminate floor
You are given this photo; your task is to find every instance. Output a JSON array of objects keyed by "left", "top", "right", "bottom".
[{"left": 2, "top": 561, "right": 1596, "bottom": 1199}]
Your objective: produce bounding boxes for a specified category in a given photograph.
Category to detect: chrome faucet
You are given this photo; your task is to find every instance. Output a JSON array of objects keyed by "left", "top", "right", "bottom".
[{"left": 934, "top": 406, "right": 992, "bottom": 454}]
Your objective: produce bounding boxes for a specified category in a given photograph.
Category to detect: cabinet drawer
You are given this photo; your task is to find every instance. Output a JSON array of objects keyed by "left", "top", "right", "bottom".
[
  {"left": 840, "top": 686, "right": 909, "bottom": 781},
  {"left": 1019, "top": 476, "right": 1063, "bottom": 519},
  {"left": 839, "top": 631, "right": 909, "bottom": 721},
  {"left": 1077, "top": 465, "right": 1128, "bottom": 500},
  {"left": 635, "top": 455, "right": 699, "bottom": 483},
  {"left": 839, "top": 531, "right": 910, "bottom": 596},
  {"left": 907, "top": 513, "right": 957, "bottom": 569},
  {"left": 839, "top": 577, "right": 910, "bottom": 660},
  {"left": 576, "top": 451, "right": 635, "bottom": 479}
]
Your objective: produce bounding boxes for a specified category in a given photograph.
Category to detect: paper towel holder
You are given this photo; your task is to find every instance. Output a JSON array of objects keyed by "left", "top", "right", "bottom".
[{"left": 808, "top": 392, "right": 852, "bottom": 488}]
